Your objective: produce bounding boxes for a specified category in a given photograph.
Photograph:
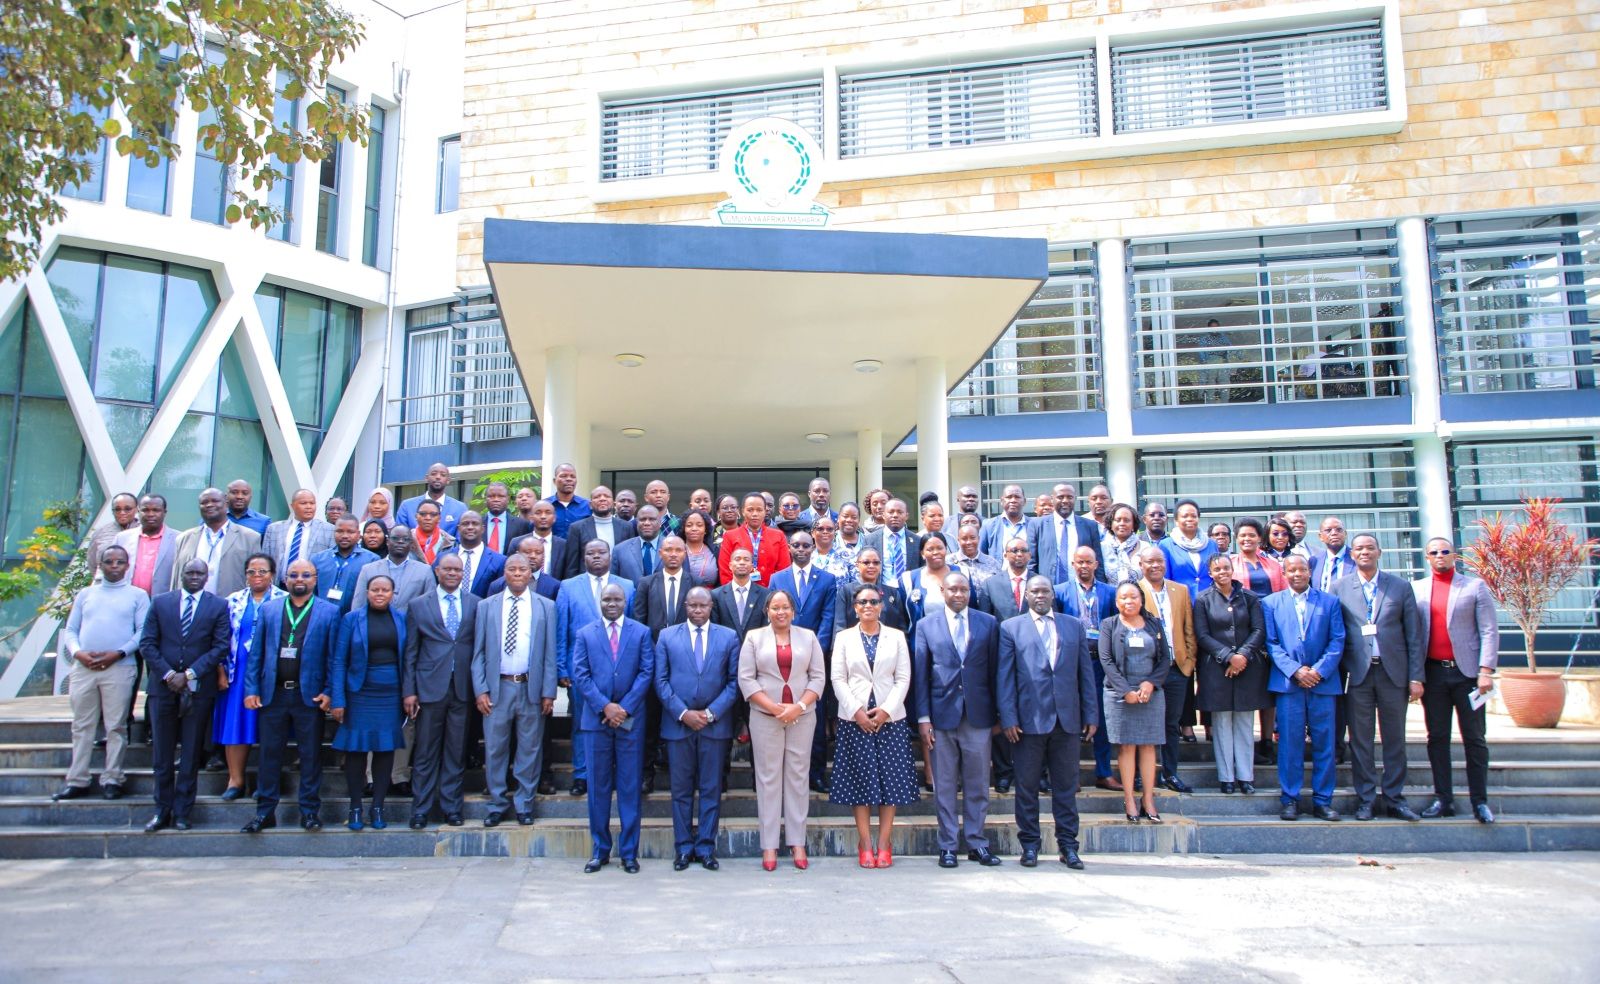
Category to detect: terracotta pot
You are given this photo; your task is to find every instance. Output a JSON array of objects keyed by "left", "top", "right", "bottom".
[{"left": 1500, "top": 671, "right": 1567, "bottom": 729}]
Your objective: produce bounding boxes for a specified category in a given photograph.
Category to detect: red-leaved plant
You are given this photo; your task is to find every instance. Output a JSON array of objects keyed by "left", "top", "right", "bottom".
[{"left": 1462, "top": 497, "right": 1598, "bottom": 673}]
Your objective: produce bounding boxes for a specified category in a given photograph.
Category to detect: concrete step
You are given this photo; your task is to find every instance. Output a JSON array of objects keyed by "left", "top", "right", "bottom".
[{"left": 2, "top": 811, "right": 1596, "bottom": 861}]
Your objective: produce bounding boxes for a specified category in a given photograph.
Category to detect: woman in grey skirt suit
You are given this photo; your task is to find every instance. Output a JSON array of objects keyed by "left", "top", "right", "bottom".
[
  {"left": 1193, "top": 553, "right": 1269, "bottom": 794},
  {"left": 1099, "top": 581, "right": 1171, "bottom": 823}
]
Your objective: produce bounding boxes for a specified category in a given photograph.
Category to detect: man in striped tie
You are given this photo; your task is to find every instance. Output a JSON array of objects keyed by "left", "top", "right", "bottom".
[{"left": 263, "top": 490, "right": 334, "bottom": 588}]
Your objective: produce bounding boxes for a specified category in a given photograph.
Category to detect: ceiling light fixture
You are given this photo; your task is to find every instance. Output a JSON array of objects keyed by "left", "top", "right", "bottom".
[
  {"left": 853, "top": 359, "right": 882, "bottom": 374},
  {"left": 614, "top": 353, "right": 645, "bottom": 368},
  {"left": 805, "top": 433, "right": 829, "bottom": 444},
  {"left": 621, "top": 427, "right": 645, "bottom": 438}
]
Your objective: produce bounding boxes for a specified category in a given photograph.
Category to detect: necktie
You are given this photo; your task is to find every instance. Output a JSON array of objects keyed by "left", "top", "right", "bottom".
[
  {"left": 504, "top": 595, "right": 519, "bottom": 658},
  {"left": 180, "top": 594, "right": 195, "bottom": 635},
  {"left": 736, "top": 587, "right": 747, "bottom": 624},
  {"left": 445, "top": 593, "right": 459, "bottom": 639},
  {"left": 954, "top": 610, "right": 967, "bottom": 652},
  {"left": 538, "top": 537, "right": 549, "bottom": 573},
  {"left": 288, "top": 522, "right": 304, "bottom": 567},
  {"left": 593, "top": 576, "right": 604, "bottom": 608},
  {"left": 1038, "top": 616, "right": 1055, "bottom": 669},
  {"left": 1294, "top": 593, "right": 1307, "bottom": 636},
  {"left": 693, "top": 625, "right": 705, "bottom": 671},
  {"left": 1013, "top": 576, "right": 1024, "bottom": 610},
  {"left": 1055, "top": 518, "right": 1072, "bottom": 583},
  {"left": 1362, "top": 579, "right": 1379, "bottom": 659},
  {"left": 461, "top": 549, "right": 474, "bottom": 591},
  {"left": 797, "top": 568, "right": 808, "bottom": 605},
  {"left": 1322, "top": 554, "right": 1341, "bottom": 591},
  {"left": 887, "top": 532, "right": 904, "bottom": 580},
  {"left": 608, "top": 621, "right": 620, "bottom": 655},
  {"left": 489, "top": 516, "right": 501, "bottom": 553},
  {"left": 665, "top": 575, "right": 678, "bottom": 620},
  {"left": 642, "top": 539, "right": 655, "bottom": 576}
]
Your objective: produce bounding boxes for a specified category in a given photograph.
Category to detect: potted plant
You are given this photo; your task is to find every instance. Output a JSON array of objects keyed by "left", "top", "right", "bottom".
[{"left": 1463, "top": 497, "right": 1598, "bottom": 728}]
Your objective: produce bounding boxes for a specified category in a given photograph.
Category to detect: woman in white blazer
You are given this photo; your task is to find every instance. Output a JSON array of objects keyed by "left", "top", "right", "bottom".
[
  {"left": 829, "top": 581, "right": 919, "bottom": 869},
  {"left": 739, "top": 590, "right": 826, "bottom": 871}
]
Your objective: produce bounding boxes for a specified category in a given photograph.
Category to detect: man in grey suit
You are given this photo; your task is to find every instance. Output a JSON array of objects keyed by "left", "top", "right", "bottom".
[
  {"left": 1414, "top": 536, "right": 1500, "bottom": 824},
  {"left": 353, "top": 526, "right": 436, "bottom": 611},
  {"left": 471, "top": 553, "right": 559, "bottom": 826},
  {"left": 401, "top": 553, "right": 480, "bottom": 829},
  {"left": 1335, "top": 533, "right": 1424, "bottom": 822},
  {"left": 261, "top": 489, "right": 336, "bottom": 585},
  {"left": 171, "top": 488, "right": 261, "bottom": 597},
  {"left": 996, "top": 575, "right": 1098, "bottom": 870},
  {"left": 611, "top": 505, "right": 665, "bottom": 584},
  {"left": 1026, "top": 483, "right": 1105, "bottom": 584}
]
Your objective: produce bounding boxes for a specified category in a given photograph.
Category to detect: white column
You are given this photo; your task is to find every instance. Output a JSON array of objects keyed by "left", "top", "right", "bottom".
[
  {"left": 828, "top": 457, "right": 857, "bottom": 506},
  {"left": 1397, "top": 216, "right": 1442, "bottom": 432},
  {"left": 1098, "top": 236, "right": 1133, "bottom": 442},
  {"left": 1105, "top": 446, "right": 1137, "bottom": 505},
  {"left": 540, "top": 345, "right": 578, "bottom": 496},
  {"left": 857, "top": 427, "right": 883, "bottom": 495},
  {"left": 916, "top": 356, "right": 949, "bottom": 504},
  {"left": 950, "top": 453, "right": 982, "bottom": 504},
  {"left": 575, "top": 423, "right": 595, "bottom": 492},
  {"left": 1414, "top": 434, "right": 1453, "bottom": 541}
]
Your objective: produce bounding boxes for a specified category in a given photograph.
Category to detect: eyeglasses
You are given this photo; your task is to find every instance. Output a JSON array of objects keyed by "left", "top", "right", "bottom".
[
  {"left": 1427, "top": 549, "right": 1454, "bottom": 556},
  {"left": 285, "top": 572, "right": 316, "bottom": 580},
  {"left": 855, "top": 598, "right": 882, "bottom": 606},
  {"left": 245, "top": 569, "right": 272, "bottom": 576}
]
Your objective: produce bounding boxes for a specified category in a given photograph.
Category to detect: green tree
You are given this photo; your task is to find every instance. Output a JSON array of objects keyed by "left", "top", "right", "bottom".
[{"left": 0, "top": 0, "right": 368, "bottom": 281}]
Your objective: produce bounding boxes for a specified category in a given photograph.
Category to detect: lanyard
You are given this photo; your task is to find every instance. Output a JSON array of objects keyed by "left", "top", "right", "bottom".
[
  {"left": 747, "top": 525, "right": 763, "bottom": 560},
  {"left": 1362, "top": 578, "right": 1378, "bottom": 623},
  {"left": 284, "top": 599, "right": 313, "bottom": 649}
]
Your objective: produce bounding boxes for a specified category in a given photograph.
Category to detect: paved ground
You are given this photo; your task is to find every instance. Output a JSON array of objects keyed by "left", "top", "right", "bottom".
[{"left": 2, "top": 853, "right": 1597, "bottom": 983}]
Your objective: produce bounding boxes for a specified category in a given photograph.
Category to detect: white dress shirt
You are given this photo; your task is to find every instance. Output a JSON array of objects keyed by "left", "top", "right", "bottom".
[
  {"left": 457, "top": 544, "right": 483, "bottom": 590},
  {"left": 499, "top": 590, "right": 532, "bottom": 674},
  {"left": 436, "top": 586, "right": 463, "bottom": 626}
]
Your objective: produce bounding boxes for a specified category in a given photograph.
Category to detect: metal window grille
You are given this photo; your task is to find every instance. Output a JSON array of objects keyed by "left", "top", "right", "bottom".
[
  {"left": 600, "top": 80, "right": 823, "bottom": 181},
  {"left": 396, "top": 292, "right": 534, "bottom": 450},
  {"left": 1112, "top": 18, "right": 1387, "bottom": 134},
  {"left": 1131, "top": 226, "right": 1407, "bottom": 408},
  {"left": 951, "top": 244, "right": 1100, "bottom": 416},
  {"left": 1432, "top": 208, "right": 1599, "bottom": 395},
  {"left": 1139, "top": 443, "right": 1421, "bottom": 574},
  {"left": 980, "top": 455, "right": 1106, "bottom": 518},
  {"left": 839, "top": 51, "right": 1096, "bottom": 158}
]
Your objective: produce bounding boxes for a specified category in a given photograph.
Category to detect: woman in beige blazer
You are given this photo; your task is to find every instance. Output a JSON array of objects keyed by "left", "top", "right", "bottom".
[
  {"left": 829, "top": 582, "right": 919, "bottom": 869},
  {"left": 739, "top": 590, "right": 826, "bottom": 871}
]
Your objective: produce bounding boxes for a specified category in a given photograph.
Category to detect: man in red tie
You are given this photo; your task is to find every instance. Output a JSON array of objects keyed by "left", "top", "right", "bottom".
[{"left": 481, "top": 481, "right": 531, "bottom": 555}]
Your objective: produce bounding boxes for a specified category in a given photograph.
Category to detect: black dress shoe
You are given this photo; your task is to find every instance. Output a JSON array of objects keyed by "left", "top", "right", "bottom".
[
  {"left": 1019, "top": 848, "right": 1038, "bottom": 867},
  {"left": 1061, "top": 849, "right": 1085, "bottom": 870},
  {"left": 101, "top": 783, "right": 125, "bottom": 800},
  {"left": 996, "top": 778, "right": 1013, "bottom": 794},
  {"left": 938, "top": 850, "right": 959, "bottom": 868},
  {"left": 301, "top": 816, "right": 322, "bottom": 831},
  {"left": 144, "top": 814, "right": 172, "bottom": 833},
  {"left": 1219, "top": 781, "right": 1236, "bottom": 794},
  {"left": 969, "top": 849, "right": 1002, "bottom": 866},
  {"left": 409, "top": 815, "right": 428, "bottom": 830},
  {"left": 204, "top": 755, "right": 226, "bottom": 772},
  {"left": 516, "top": 812, "right": 534, "bottom": 825},
  {"left": 570, "top": 779, "right": 587, "bottom": 797},
  {"left": 363, "top": 782, "right": 374, "bottom": 796},
  {"left": 220, "top": 786, "right": 244, "bottom": 802},
  {"left": 674, "top": 853, "right": 692, "bottom": 871},
  {"left": 700, "top": 855, "right": 719, "bottom": 871},
  {"left": 537, "top": 779, "right": 557, "bottom": 795},
  {"left": 1312, "top": 804, "right": 1341, "bottom": 822},
  {"left": 1354, "top": 803, "right": 1375, "bottom": 821},
  {"left": 1160, "top": 774, "right": 1193, "bottom": 794},
  {"left": 583, "top": 855, "right": 609, "bottom": 873},
  {"left": 51, "top": 785, "right": 88, "bottom": 801},
  {"left": 446, "top": 813, "right": 464, "bottom": 827},
  {"left": 174, "top": 818, "right": 192, "bottom": 830},
  {"left": 1238, "top": 781, "right": 1255, "bottom": 795},
  {"left": 1279, "top": 801, "right": 1300, "bottom": 821},
  {"left": 1387, "top": 803, "right": 1422, "bottom": 822},
  {"left": 484, "top": 811, "right": 504, "bottom": 827},
  {"left": 621, "top": 858, "right": 640, "bottom": 874},
  {"left": 1421, "top": 798, "right": 1455, "bottom": 819},
  {"left": 391, "top": 782, "right": 413, "bottom": 798},
  {"left": 641, "top": 774, "right": 655, "bottom": 795},
  {"left": 1475, "top": 803, "right": 1495, "bottom": 824},
  {"left": 241, "top": 814, "right": 276, "bottom": 833},
  {"left": 810, "top": 777, "right": 829, "bottom": 794}
]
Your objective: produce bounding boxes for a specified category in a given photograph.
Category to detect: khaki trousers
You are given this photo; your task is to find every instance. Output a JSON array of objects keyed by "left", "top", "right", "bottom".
[
  {"left": 66, "top": 659, "right": 136, "bottom": 787},
  {"left": 748, "top": 709, "right": 814, "bottom": 850}
]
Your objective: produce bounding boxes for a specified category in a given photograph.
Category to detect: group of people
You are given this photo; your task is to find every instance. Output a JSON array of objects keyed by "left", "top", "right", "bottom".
[{"left": 53, "top": 462, "right": 1501, "bottom": 871}]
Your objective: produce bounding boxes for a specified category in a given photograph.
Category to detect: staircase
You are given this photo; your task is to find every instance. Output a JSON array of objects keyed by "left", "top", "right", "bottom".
[{"left": 1, "top": 696, "right": 1596, "bottom": 859}]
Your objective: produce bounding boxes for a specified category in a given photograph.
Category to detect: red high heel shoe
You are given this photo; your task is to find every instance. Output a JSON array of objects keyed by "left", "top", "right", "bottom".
[
  {"left": 762, "top": 851, "right": 778, "bottom": 872},
  {"left": 875, "top": 847, "right": 893, "bottom": 868},
  {"left": 858, "top": 848, "right": 876, "bottom": 869},
  {"left": 792, "top": 847, "right": 808, "bottom": 870}
]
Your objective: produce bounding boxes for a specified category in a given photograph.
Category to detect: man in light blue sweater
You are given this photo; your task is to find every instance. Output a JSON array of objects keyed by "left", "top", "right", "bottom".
[{"left": 54, "top": 545, "right": 150, "bottom": 801}]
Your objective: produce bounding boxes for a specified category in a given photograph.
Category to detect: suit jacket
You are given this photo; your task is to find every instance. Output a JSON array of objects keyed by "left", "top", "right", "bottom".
[
  {"left": 480, "top": 511, "right": 531, "bottom": 554},
  {"left": 445, "top": 545, "right": 504, "bottom": 599},
  {"left": 996, "top": 611, "right": 1098, "bottom": 735},
  {"left": 470, "top": 589, "right": 558, "bottom": 704},
  {"left": 1027, "top": 513, "right": 1106, "bottom": 583},
  {"left": 631, "top": 568, "right": 693, "bottom": 640},
  {"left": 1334, "top": 570, "right": 1424, "bottom": 688},
  {"left": 710, "top": 579, "right": 770, "bottom": 644},
  {"left": 1307, "top": 545, "right": 1354, "bottom": 593},
  {"left": 116, "top": 526, "right": 179, "bottom": 599},
  {"left": 768, "top": 565, "right": 838, "bottom": 656},
  {"left": 310, "top": 546, "right": 378, "bottom": 615},
  {"left": 979, "top": 514, "right": 1030, "bottom": 559},
  {"left": 244, "top": 596, "right": 340, "bottom": 707},
  {"left": 611, "top": 535, "right": 666, "bottom": 585},
  {"left": 1412, "top": 571, "right": 1500, "bottom": 677},
  {"left": 330, "top": 607, "right": 408, "bottom": 707},
  {"left": 395, "top": 493, "right": 468, "bottom": 537},
  {"left": 830, "top": 578, "right": 909, "bottom": 637},
  {"left": 555, "top": 572, "right": 635, "bottom": 679},
  {"left": 1140, "top": 580, "right": 1198, "bottom": 676},
  {"left": 797, "top": 506, "right": 838, "bottom": 526},
  {"left": 830, "top": 625, "right": 912, "bottom": 722},
  {"left": 571, "top": 617, "right": 654, "bottom": 730},
  {"left": 1158, "top": 536, "right": 1221, "bottom": 598},
  {"left": 858, "top": 526, "right": 923, "bottom": 577},
  {"left": 739, "top": 624, "right": 827, "bottom": 716},
  {"left": 138, "top": 590, "right": 231, "bottom": 693},
  {"left": 566, "top": 515, "right": 637, "bottom": 559},
  {"left": 507, "top": 531, "right": 573, "bottom": 581},
  {"left": 171, "top": 523, "right": 262, "bottom": 597},
  {"left": 400, "top": 588, "right": 479, "bottom": 703},
  {"left": 1054, "top": 578, "right": 1117, "bottom": 634},
  {"left": 1098, "top": 614, "right": 1173, "bottom": 694},
  {"left": 352, "top": 557, "right": 437, "bottom": 612},
  {"left": 913, "top": 607, "right": 1000, "bottom": 730},
  {"left": 976, "top": 568, "right": 1031, "bottom": 620},
  {"left": 656, "top": 620, "right": 741, "bottom": 741},
  {"left": 716, "top": 523, "right": 791, "bottom": 586},
  {"left": 1192, "top": 584, "right": 1271, "bottom": 713},
  {"left": 261, "top": 518, "right": 336, "bottom": 579},
  {"left": 1263, "top": 588, "right": 1345, "bottom": 694}
]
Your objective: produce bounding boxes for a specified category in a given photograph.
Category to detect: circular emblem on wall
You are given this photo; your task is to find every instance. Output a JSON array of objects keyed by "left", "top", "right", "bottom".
[{"left": 715, "top": 116, "right": 829, "bottom": 227}]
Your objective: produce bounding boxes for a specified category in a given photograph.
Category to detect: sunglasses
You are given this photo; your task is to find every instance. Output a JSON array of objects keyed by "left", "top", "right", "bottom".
[
  {"left": 285, "top": 571, "right": 317, "bottom": 580},
  {"left": 855, "top": 598, "right": 882, "bottom": 606},
  {"left": 1427, "top": 549, "right": 1454, "bottom": 556}
]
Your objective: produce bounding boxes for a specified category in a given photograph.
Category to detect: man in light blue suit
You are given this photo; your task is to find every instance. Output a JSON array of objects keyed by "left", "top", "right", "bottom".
[
  {"left": 556, "top": 539, "right": 634, "bottom": 796},
  {"left": 654, "top": 587, "right": 740, "bottom": 870},
  {"left": 573, "top": 584, "right": 654, "bottom": 873},
  {"left": 1264, "top": 554, "right": 1347, "bottom": 822},
  {"left": 1053, "top": 546, "right": 1120, "bottom": 790}
]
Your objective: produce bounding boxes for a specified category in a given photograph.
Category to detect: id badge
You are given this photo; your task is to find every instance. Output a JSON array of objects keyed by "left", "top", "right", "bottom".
[
  {"left": 1128, "top": 634, "right": 1146, "bottom": 649},
  {"left": 327, "top": 588, "right": 343, "bottom": 602},
  {"left": 1361, "top": 624, "right": 1378, "bottom": 637},
  {"left": 280, "top": 647, "right": 299, "bottom": 661}
]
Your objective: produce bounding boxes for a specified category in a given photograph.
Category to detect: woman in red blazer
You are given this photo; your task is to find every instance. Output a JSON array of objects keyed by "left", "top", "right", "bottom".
[{"left": 717, "top": 493, "right": 792, "bottom": 586}]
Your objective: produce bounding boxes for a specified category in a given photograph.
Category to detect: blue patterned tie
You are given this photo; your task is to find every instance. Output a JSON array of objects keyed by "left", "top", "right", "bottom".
[
  {"left": 445, "top": 593, "right": 459, "bottom": 639},
  {"left": 642, "top": 539, "right": 655, "bottom": 577},
  {"left": 954, "top": 610, "right": 967, "bottom": 652},
  {"left": 180, "top": 594, "right": 195, "bottom": 636},
  {"left": 288, "top": 522, "right": 304, "bottom": 568},
  {"left": 694, "top": 625, "right": 705, "bottom": 672},
  {"left": 1055, "top": 518, "right": 1071, "bottom": 583},
  {"left": 887, "top": 532, "right": 904, "bottom": 580}
]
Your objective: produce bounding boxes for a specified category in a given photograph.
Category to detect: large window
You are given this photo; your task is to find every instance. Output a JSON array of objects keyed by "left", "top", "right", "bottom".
[
  {"left": 839, "top": 51, "right": 1096, "bottom": 158},
  {"left": 1452, "top": 439, "right": 1599, "bottom": 667},
  {"left": 1139, "top": 444, "right": 1420, "bottom": 574},
  {"left": 980, "top": 455, "right": 1106, "bottom": 518},
  {"left": 437, "top": 136, "right": 460, "bottom": 213},
  {"left": 397, "top": 293, "right": 534, "bottom": 450},
  {"left": 400, "top": 304, "right": 452, "bottom": 449},
  {"left": 1112, "top": 18, "right": 1387, "bottom": 134},
  {"left": 1131, "top": 225, "right": 1405, "bottom": 408},
  {"left": 61, "top": 100, "right": 109, "bottom": 203},
  {"left": 1432, "top": 208, "right": 1599, "bottom": 395},
  {"left": 253, "top": 283, "right": 362, "bottom": 463},
  {"left": 952, "top": 244, "right": 1099, "bottom": 417},
  {"left": 267, "top": 73, "right": 301, "bottom": 242},
  {"left": 600, "top": 80, "right": 823, "bottom": 181},
  {"left": 362, "top": 104, "right": 387, "bottom": 266},
  {"left": 126, "top": 46, "right": 178, "bottom": 214},
  {"left": 314, "top": 85, "right": 345, "bottom": 254},
  {"left": 190, "top": 42, "right": 230, "bottom": 224}
]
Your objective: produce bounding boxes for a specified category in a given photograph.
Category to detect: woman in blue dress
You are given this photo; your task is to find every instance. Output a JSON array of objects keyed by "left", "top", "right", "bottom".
[
  {"left": 331, "top": 575, "right": 408, "bottom": 830},
  {"left": 213, "top": 553, "right": 284, "bottom": 800}
]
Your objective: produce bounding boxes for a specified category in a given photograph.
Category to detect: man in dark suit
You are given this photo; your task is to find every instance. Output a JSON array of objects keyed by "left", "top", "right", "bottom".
[
  {"left": 976, "top": 535, "right": 1031, "bottom": 793},
  {"left": 1265, "top": 555, "right": 1347, "bottom": 821},
  {"left": 401, "top": 553, "right": 480, "bottom": 828},
  {"left": 1027, "top": 483, "right": 1105, "bottom": 584},
  {"left": 508, "top": 499, "right": 572, "bottom": 580},
  {"left": 996, "top": 575, "right": 1097, "bottom": 869},
  {"left": 655, "top": 587, "right": 740, "bottom": 870},
  {"left": 241, "top": 558, "right": 339, "bottom": 832},
  {"left": 448, "top": 511, "right": 505, "bottom": 599},
  {"left": 481, "top": 480, "right": 532, "bottom": 555},
  {"left": 556, "top": 539, "right": 635, "bottom": 796},
  {"left": 566, "top": 486, "right": 637, "bottom": 557},
  {"left": 138, "top": 559, "right": 231, "bottom": 832},
  {"left": 858, "top": 498, "right": 920, "bottom": 582},
  {"left": 797, "top": 476, "right": 836, "bottom": 526},
  {"left": 612, "top": 505, "right": 666, "bottom": 584},
  {"left": 573, "top": 584, "right": 655, "bottom": 873},
  {"left": 631, "top": 533, "right": 693, "bottom": 792},
  {"left": 1054, "top": 545, "right": 1120, "bottom": 791},
  {"left": 1335, "top": 534, "right": 1424, "bottom": 822},
  {"left": 914, "top": 573, "right": 1003, "bottom": 868},
  {"left": 710, "top": 547, "right": 771, "bottom": 644}
]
